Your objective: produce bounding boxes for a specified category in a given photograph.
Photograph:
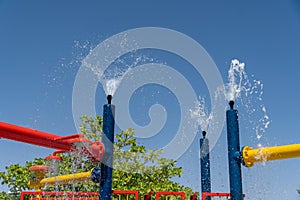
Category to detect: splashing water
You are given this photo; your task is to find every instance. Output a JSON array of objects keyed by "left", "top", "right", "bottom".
[
  {"left": 102, "top": 65, "right": 133, "bottom": 95},
  {"left": 80, "top": 35, "right": 137, "bottom": 96},
  {"left": 83, "top": 59, "right": 132, "bottom": 96},
  {"left": 81, "top": 35, "right": 163, "bottom": 96},
  {"left": 226, "top": 59, "right": 246, "bottom": 101},
  {"left": 225, "top": 59, "right": 271, "bottom": 142},
  {"left": 105, "top": 79, "right": 121, "bottom": 96},
  {"left": 189, "top": 97, "right": 213, "bottom": 132}
]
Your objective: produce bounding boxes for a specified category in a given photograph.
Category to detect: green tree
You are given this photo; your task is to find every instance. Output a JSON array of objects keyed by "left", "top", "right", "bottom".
[
  {"left": 0, "top": 115, "right": 194, "bottom": 199},
  {"left": 0, "top": 158, "right": 45, "bottom": 200}
]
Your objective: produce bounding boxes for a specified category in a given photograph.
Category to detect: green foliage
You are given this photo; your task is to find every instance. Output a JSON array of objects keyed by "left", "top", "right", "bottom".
[
  {"left": 0, "top": 158, "right": 45, "bottom": 199},
  {"left": 0, "top": 191, "right": 10, "bottom": 200},
  {"left": 0, "top": 115, "right": 194, "bottom": 198}
]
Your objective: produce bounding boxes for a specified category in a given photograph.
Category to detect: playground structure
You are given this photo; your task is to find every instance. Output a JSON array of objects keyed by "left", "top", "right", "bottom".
[
  {"left": 0, "top": 122, "right": 104, "bottom": 162},
  {"left": 1, "top": 95, "right": 300, "bottom": 200},
  {"left": 20, "top": 190, "right": 139, "bottom": 200},
  {"left": 227, "top": 100, "right": 300, "bottom": 199}
]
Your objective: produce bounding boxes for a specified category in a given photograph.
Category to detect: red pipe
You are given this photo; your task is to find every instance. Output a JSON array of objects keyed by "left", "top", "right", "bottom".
[
  {"left": 0, "top": 122, "right": 105, "bottom": 161},
  {"left": 21, "top": 190, "right": 139, "bottom": 200},
  {"left": 156, "top": 191, "right": 185, "bottom": 200},
  {"left": 0, "top": 122, "right": 79, "bottom": 151}
]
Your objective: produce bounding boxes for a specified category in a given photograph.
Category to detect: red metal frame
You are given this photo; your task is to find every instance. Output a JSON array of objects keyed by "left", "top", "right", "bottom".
[
  {"left": 20, "top": 191, "right": 98, "bottom": 200},
  {"left": 0, "top": 121, "right": 104, "bottom": 161},
  {"left": 113, "top": 190, "right": 139, "bottom": 200},
  {"left": 202, "top": 192, "right": 245, "bottom": 200},
  {"left": 156, "top": 191, "right": 185, "bottom": 200},
  {"left": 20, "top": 190, "right": 139, "bottom": 200}
]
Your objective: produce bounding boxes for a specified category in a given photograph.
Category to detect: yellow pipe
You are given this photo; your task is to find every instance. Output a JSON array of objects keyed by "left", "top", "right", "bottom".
[
  {"left": 242, "top": 144, "right": 300, "bottom": 167},
  {"left": 28, "top": 170, "right": 92, "bottom": 189}
]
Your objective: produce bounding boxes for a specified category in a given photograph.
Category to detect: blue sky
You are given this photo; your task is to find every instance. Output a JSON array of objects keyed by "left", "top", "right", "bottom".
[{"left": 1, "top": 1, "right": 300, "bottom": 199}]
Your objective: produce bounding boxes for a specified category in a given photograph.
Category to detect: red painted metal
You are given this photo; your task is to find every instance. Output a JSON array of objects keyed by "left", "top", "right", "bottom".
[
  {"left": 202, "top": 192, "right": 245, "bottom": 199},
  {"left": 45, "top": 155, "right": 63, "bottom": 161},
  {"left": 29, "top": 165, "right": 49, "bottom": 171},
  {"left": 190, "top": 193, "right": 197, "bottom": 200},
  {"left": 113, "top": 190, "right": 139, "bottom": 200},
  {"left": 144, "top": 190, "right": 153, "bottom": 200},
  {"left": 0, "top": 122, "right": 79, "bottom": 150},
  {"left": 20, "top": 191, "right": 99, "bottom": 200},
  {"left": 20, "top": 190, "right": 139, "bottom": 200},
  {"left": 156, "top": 191, "right": 185, "bottom": 200},
  {"left": 0, "top": 121, "right": 104, "bottom": 161}
]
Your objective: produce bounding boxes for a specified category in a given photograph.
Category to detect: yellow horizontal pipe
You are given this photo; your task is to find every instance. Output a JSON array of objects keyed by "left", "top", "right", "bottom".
[
  {"left": 29, "top": 170, "right": 92, "bottom": 189},
  {"left": 242, "top": 144, "right": 300, "bottom": 167}
]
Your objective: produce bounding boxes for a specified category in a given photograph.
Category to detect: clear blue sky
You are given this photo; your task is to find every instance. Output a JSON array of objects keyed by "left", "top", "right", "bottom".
[{"left": 1, "top": 1, "right": 300, "bottom": 199}]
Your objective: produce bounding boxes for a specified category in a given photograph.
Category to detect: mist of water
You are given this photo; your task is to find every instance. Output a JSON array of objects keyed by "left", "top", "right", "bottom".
[
  {"left": 189, "top": 97, "right": 213, "bottom": 132},
  {"left": 226, "top": 59, "right": 246, "bottom": 102},
  {"left": 225, "top": 59, "right": 271, "bottom": 143}
]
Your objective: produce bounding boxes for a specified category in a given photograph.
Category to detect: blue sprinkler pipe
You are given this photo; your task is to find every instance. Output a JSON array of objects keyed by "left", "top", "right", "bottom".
[
  {"left": 100, "top": 95, "right": 115, "bottom": 200},
  {"left": 226, "top": 101, "right": 243, "bottom": 200},
  {"left": 200, "top": 131, "right": 211, "bottom": 200}
]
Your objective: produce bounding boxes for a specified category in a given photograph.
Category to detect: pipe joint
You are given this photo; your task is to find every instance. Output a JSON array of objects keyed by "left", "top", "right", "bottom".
[
  {"left": 91, "top": 167, "right": 101, "bottom": 183},
  {"left": 241, "top": 146, "right": 254, "bottom": 167},
  {"left": 233, "top": 151, "right": 243, "bottom": 163}
]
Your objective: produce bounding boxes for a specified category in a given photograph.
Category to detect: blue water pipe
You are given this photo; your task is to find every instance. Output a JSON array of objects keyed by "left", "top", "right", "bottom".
[
  {"left": 100, "top": 95, "right": 115, "bottom": 200},
  {"left": 200, "top": 130, "right": 211, "bottom": 200},
  {"left": 226, "top": 101, "right": 243, "bottom": 200}
]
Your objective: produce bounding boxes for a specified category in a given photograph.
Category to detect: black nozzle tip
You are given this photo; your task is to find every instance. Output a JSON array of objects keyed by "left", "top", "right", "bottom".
[
  {"left": 107, "top": 95, "right": 112, "bottom": 104},
  {"left": 202, "top": 131, "right": 206, "bottom": 138},
  {"left": 229, "top": 100, "right": 234, "bottom": 109}
]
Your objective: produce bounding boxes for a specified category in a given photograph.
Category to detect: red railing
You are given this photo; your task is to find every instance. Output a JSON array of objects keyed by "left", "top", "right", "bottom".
[
  {"left": 156, "top": 191, "right": 185, "bottom": 200},
  {"left": 20, "top": 191, "right": 98, "bottom": 200},
  {"left": 24, "top": 190, "right": 250, "bottom": 200},
  {"left": 20, "top": 190, "right": 139, "bottom": 200},
  {"left": 202, "top": 192, "right": 245, "bottom": 200},
  {"left": 113, "top": 190, "right": 139, "bottom": 200}
]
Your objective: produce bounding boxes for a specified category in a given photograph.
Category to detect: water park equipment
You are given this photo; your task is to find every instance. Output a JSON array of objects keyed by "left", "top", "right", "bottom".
[
  {"left": 0, "top": 122, "right": 104, "bottom": 162},
  {"left": 20, "top": 95, "right": 115, "bottom": 199},
  {"left": 100, "top": 94, "right": 115, "bottom": 200},
  {"left": 28, "top": 168, "right": 94, "bottom": 189},
  {"left": 199, "top": 100, "right": 300, "bottom": 200},
  {"left": 2, "top": 92, "right": 300, "bottom": 200},
  {"left": 225, "top": 100, "right": 300, "bottom": 200},
  {"left": 226, "top": 101, "right": 243, "bottom": 200},
  {"left": 20, "top": 190, "right": 139, "bottom": 200},
  {"left": 200, "top": 131, "right": 211, "bottom": 197},
  {"left": 242, "top": 143, "right": 300, "bottom": 167},
  {"left": 155, "top": 191, "right": 185, "bottom": 200},
  {"left": 0, "top": 101, "right": 106, "bottom": 198}
]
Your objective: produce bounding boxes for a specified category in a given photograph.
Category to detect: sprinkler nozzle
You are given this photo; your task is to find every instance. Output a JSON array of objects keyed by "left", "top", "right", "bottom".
[
  {"left": 202, "top": 131, "right": 206, "bottom": 138},
  {"left": 229, "top": 100, "right": 234, "bottom": 109},
  {"left": 107, "top": 95, "right": 112, "bottom": 104}
]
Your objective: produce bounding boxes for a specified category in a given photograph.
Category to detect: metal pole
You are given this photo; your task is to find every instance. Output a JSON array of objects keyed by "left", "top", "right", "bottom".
[
  {"left": 226, "top": 101, "right": 243, "bottom": 200},
  {"left": 200, "top": 131, "right": 211, "bottom": 200},
  {"left": 100, "top": 95, "right": 115, "bottom": 200}
]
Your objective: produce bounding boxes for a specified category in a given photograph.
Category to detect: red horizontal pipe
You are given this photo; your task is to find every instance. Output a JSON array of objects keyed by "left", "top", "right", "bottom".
[
  {"left": 156, "top": 191, "right": 185, "bottom": 200},
  {"left": 202, "top": 192, "right": 245, "bottom": 199},
  {"left": 0, "top": 122, "right": 81, "bottom": 151},
  {"left": 21, "top": 190, "right": 139, "bottom": 200}
]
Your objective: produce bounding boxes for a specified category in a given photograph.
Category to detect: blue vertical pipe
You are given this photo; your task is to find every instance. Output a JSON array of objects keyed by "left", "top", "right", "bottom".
[
  {"left": 100, "top": 95, "right": 115, "bottom": 200},
  {"left": 226, "top": 101, "right": 243, "bottom": 200},
  {"left": 200, "top": 131, "right": 211, "bottom": 200}
]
